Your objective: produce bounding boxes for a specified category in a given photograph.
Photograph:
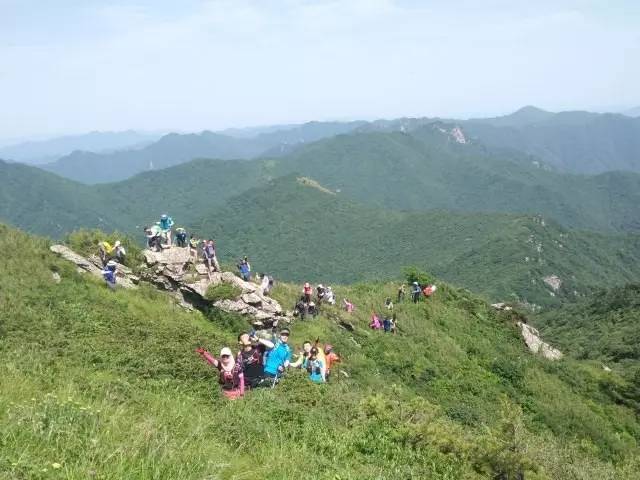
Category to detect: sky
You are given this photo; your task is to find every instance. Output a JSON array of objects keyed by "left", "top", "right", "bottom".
[{"left": 1, "top": 0, "right": 639, "bottom": 141}]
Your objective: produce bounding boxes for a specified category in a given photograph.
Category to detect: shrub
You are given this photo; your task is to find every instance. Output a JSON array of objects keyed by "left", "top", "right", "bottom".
[
  {"left": 403, "top": 266, "right": 434, "bottom": 286},
  {"left": 205, "top": 283, "right": 242, "bottom": 302}
]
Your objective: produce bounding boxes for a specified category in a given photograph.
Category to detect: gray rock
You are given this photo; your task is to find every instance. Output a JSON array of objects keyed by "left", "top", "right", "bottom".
[
  {"left": 51, "top": 272, "right": 61, "bottom": 284},
  {"left": 518, "top": 321, "right": 563, "bottom": 360}
]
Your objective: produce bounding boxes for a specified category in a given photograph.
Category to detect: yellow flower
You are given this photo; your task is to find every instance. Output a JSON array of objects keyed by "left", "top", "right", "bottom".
[{"left": 52, "top": 462, "right": 62, "bottom": 469}]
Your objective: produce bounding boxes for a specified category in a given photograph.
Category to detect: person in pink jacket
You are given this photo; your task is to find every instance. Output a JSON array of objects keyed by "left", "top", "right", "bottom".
[
  {"left": 369, "top": 312, "right": 382, "bottom": 330},
  {"left": 196, "top": 346, "right": 245, "bottom": 399}
]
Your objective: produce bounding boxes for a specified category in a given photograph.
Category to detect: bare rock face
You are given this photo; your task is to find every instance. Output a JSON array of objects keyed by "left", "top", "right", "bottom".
[
  {"left": 543, "top": 275, "right": 562, "bottom": 292},
  {"left": 518, "top": 322, "right": 563, "bottom": 360},
  {"left": 50, "top": 244, "right": 137, "bottom": 289}
]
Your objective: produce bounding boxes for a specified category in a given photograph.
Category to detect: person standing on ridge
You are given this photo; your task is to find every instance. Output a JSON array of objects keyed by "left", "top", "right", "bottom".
[
  {"left": 203, "top": 239, "right": 221, "bottom": 280},
  {"left": 303, "top": 347, "right": 326, "bottom": 383},
  {"left": 411, "top": 282, "right": 421, "bottom": 303},
  {"left": 99, "top": 240, "right": 126, "bottom": 266},
  {"left": 159, "top": 214, "right": 174, "bottom": 246},
  {"left": 324, "top": 344, "right": 340, "bottom": 381},
  {"left": 238, "top": 257, "right": 251, "bottom": 281},
  {"left": 102, "top": 260, "right": 118, "bottom": 289},
  {"left": 188, "top": 234, "right": 200, "bottom": 263},
  {"left": 397, "top": 284, "right": 406, "bottom": 303},
  {"left": 303, "top": 282, "right": 312, "bottom": 304}
]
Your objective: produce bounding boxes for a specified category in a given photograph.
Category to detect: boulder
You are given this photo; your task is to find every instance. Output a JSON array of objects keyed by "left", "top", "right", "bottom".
[
  {"left": 241, "top": 293, "right": 263, "bottom": 306},
  {"left": 518, "top": 322, "right": 563, "bottom": 360}
]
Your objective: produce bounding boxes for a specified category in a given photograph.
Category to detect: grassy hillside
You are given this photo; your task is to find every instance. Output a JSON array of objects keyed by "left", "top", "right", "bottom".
[
  {"left": 534, "top": 285, "right": 640, "bottom": 376},
  {"left": 196, "top": 175, "right": 640, "bottom": 308},
  {"left": 2, "top": 223, "right": 640, "bottom": 478}
]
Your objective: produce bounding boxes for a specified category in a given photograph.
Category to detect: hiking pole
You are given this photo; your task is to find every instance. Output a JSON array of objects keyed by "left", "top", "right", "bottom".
[{"left": 271, "top": 370, "right": 279, "bottom": 389}]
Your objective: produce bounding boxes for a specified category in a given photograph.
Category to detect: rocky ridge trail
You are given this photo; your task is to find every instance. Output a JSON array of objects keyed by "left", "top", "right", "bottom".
[{"left": 50, "top": 244, "right": 291, "bottom": 327}]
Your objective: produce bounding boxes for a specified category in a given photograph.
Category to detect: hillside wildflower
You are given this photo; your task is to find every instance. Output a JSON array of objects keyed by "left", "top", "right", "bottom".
[{"left": 52, "top": 462, "right": 62, "bottom": 469}]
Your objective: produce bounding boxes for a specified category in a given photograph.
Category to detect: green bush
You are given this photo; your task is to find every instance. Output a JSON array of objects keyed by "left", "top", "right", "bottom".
[
  {"left": 205, "top": 283, "right": 242, "bottom": 302},
  {"left": 403, "top": 266, "right": 434, "bottom": 286}
]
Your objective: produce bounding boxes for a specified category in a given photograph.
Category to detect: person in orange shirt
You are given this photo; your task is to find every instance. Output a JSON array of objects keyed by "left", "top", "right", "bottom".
[{"left": 323, "top": 344, "right": 341, "bottom": 381}]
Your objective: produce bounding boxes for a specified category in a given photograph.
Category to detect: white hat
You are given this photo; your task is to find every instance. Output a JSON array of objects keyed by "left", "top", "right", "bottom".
[
  {"left": 114, "top": 240, "right": 121, "bottom": 247},
  {"left": 220, "top": 347, "right": 233, "bottom": 357},
  {"left": 106, "top": 260, "right": 117, "bottom": 267}
]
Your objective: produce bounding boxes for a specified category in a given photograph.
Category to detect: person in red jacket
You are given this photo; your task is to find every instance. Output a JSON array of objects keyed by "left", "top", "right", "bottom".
[
  {"left": 302, "top": 282, "right": 312, "bottom": 303},
  {"left": 196, "top": 346, "right": 245, "bottom": 399},
  {"left": 324, "top": 344, "right": 341, "bottom": 381}
]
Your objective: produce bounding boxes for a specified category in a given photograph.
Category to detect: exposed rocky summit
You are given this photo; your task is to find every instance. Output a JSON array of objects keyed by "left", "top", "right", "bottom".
[{"left": 51, "top": 244, "right": 291, "bottom": 326}]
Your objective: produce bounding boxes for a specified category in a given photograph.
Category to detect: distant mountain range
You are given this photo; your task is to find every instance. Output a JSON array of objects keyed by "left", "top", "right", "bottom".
[
  {"left": 622, "top": 106, "right": 640, "bottom": 117},
  {"left": 0, "top": 130, "right": 162, "bottom": 165},
  {"left": 41, "top": 121, "right": 365, "bottom": 184}
]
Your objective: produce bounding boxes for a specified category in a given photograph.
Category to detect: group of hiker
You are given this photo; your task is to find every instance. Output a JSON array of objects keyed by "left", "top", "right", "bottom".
[
  {"left": 399, "top": 281, "right": 437, "bottom": 304},
  {"left": 369, "top": 297, "right": 398, "bottom": 334},
  {"left": 196, "top": 325, "right": 342, "bottom": 399},
  {"left": 293, "top": 283, "right": 336, "bottom": 320}
]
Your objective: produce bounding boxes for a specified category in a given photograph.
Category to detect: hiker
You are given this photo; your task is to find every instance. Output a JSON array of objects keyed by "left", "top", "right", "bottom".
[
  {"left": 343, "top": 298, "right": 354, "bottom": 313},
  {"left": 289, "top": 340, "right": 313, "bottom": 368},
  {"left": 196, "top": 346, "right": 245, "bottom": 399},
  {"left": 263, "top": 328, "right": 292, "bottom": 383},
  {"left": 159, "top": 214, "right": 174, "bottom": 246},
  {"left": 422, "top": 284, "right": 437, "bottom": 298},
  {"left": 294, "top": 297, "right": 310, "bottom": 320},
  {"left": 99, "top": 240, "right": 126, "bottom": 266},
  {"left": 175, "top": 227, "right": 187, "bottom": 248},
  {"left": 101, "top": 260, "right": 117, "bottom": 289},
  {"left": 303, "top": 347, "right": 326, "bottom": 383},
  {"left": 316, "top": 284, "right": 326, "bottom": 303},
  {"left": 303, "top": 282, "right": 312, "bottom": 303},
  {"left": 202, "top": 239, "right": 220, "bottom": 280},
  {"left": 385, "top": 297, "right": 394, "bottom": 311},
  {"left": 411, "top": 282, "right": 422, "bottom": 303},
  {"left": 397, "top": 284, "right": 406, "bottom": 303},
  {"left": 383, "top": 316, "right": 391, "bottom": 332},
  {"left": 369, "top": 312, "right": 382, "bottom": 330},
  {"left": 390, "top": 313, "right": 397, "bottom": 334},
  {"left": 260, "top": 273, "right": 273, "bottom": 296},
  {"left": 307, "top": 301, "right": 319, "bottom": 318},
  {"left": 188, "top": 235, "right": 200, "bottom": 263},
  {"left": 236, "top": 332, "right": 274, "bottom": 389},
  {"left": 324, "top": 344, "right": 340, "bottom": 381},
  {"left": 325, "top": 286, "right": 336, "bottom": 305},
  {"left": 144, "top": 225, "right": 163, "bottom": 251},
  {"left": 237, "top": 258, "right": 251, "bottom": 281}
]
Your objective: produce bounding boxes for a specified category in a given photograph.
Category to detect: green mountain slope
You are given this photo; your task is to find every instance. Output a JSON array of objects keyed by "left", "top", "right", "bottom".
[
  {"left": 196, "top": 175, "right": 640, "bottom": 307},
  {"left": 464, "top": 109, "right": 640, "bottom": 174},
  {"left": 42, "top": 122, "right": 364, "bottom": 184},
  {"left": 2, "top": 223, "right": 640, "bottom": 478},
  {"left": 534, "top": 285, "right": 640, "bottom": 376},
  {"left": 0, "top": 160, "right": 132, "bottom": 236}
]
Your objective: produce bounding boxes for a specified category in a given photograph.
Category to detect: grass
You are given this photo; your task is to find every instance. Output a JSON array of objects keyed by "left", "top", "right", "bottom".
[{"left": 1, "top": 223, "right": 640, "bottom": 479}]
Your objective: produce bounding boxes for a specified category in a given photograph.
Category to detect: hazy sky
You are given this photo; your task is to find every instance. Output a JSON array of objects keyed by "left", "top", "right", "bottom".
[{"left": 1, "top": 0, "right": 639, "bottom": 140}]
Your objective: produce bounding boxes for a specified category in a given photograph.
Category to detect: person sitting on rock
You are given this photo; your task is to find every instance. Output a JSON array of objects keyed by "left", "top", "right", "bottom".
[
  {"left": 99, "top": 240, "right": 125, "bottom": 266},
  {"left": 237, "top": 257, "right": 251, "bottom": 281},
  {"left": 101, "top": 260, "right": 118, "bottom": 289},
  {"left": 263, "top": 328, "right": 292, "bottom": 384},
  {"left": 175, "top": 227, "right": 187, "bottom": 248},
  {"left": 159, "top": 214, "right": 174, "bottom": 247},
  {"left": 196, "top": 346, "right": 245, "bottom": 399},
  {"left": 303, "top": 347, "right": 326, "bottom": 384},
  {"left": 202, "top": 239, "right": 220, "bottom": 280},
  {"left": 144, "top": 225, "right": 163, "bottom": 252},
  {"left": 236, "top": 332, "right": 274, "bottom": 389}
]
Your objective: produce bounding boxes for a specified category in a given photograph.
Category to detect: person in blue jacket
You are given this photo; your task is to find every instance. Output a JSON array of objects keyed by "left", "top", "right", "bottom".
[
  {"left": 159, "top": 214, "right": 175, "bottom": 246},
  {"left": 102, "top": 260, "right": 117, "bottom": 290},
  {"left": 263, "top": 328, "right": 292, "bottom": 383},
  {"left": 302, "top": 347, "right": 326, "bottom": 383}
]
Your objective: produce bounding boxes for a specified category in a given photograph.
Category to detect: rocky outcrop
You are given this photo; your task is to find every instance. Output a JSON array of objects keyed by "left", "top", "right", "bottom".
[
  {"left": 517, "top": 322, "right": 563, "bottom": 361},
  {"left": 139, "top": 247, "right": 290, "bottom": 325},
  {"left": 51, "top": 244, "right": 291, "bottom": 325},
  {"left": 50, "top": 244, "right": 137, "bottom": 289}
]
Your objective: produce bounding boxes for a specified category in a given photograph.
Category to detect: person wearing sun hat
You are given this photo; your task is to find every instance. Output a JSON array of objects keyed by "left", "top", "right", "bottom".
[{"left": 196, "top": 346, "right": 245, "bottom": 399}]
